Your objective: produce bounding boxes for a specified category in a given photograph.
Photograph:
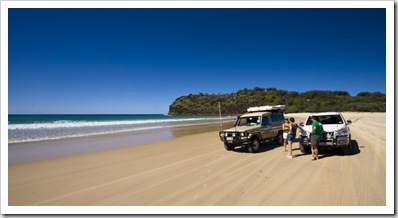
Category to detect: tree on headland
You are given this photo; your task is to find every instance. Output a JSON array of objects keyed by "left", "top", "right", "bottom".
[{"left": 168, "top": 87, "right": 386, "bottom": 115}]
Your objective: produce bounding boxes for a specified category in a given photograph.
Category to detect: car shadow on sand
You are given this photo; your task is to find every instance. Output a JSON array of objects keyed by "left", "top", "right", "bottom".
[
  {"left": 233, "top": 140, "right": 283, "bottom": 154},
  {"left": 231, "top": 140, "right": 361, "bottom": 158},
  {"left": 293, "top": 139, "right": 361, "bottom": 159}
]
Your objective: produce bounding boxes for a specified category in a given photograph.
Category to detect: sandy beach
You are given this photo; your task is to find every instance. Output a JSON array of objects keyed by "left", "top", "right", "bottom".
[{"left": 8, "top": 112, "right": 387, "bottom": 210}]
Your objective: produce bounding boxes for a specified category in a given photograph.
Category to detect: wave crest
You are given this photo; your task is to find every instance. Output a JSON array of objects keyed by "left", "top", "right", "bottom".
[{"left": 8, "top": 117, "right": 227, "bottom": 130}]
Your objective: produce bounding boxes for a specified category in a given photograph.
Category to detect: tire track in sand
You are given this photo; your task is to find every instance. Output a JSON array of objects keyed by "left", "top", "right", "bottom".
[{"left": 32, "top": 150, "right": 223, "bottom": 205}]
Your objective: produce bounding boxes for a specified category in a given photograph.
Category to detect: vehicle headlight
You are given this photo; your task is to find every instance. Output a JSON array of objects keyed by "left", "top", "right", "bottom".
[
  {"left": 336, "top": 128, "right": 349, "bottom": 136},
  {"left": 300, "top": 131, "right": 308, "bottom": 137}
]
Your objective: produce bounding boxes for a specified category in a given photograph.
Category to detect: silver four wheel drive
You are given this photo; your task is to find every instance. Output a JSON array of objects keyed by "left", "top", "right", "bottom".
[{"left": 219, "top": 105, "right": 285, "bottom": 153}]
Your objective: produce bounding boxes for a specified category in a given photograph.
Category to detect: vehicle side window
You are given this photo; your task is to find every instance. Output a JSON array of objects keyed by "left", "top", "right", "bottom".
[
  {"left": 238, "top": 119, "right": 247, "bottom": 126},
  {"left": 262, "top": 116, "right": 270, "bottom": 126},
  {"left": 270, "top": 114, "right": 277, "bottom": 122},
  {"left": 278, "top": 114, "right": 284, "bottom": 121}
]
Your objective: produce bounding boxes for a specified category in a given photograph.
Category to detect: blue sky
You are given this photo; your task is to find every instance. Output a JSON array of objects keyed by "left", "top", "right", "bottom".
[{"left": 8, "top": 8, "right": 386, "bottom": 114}]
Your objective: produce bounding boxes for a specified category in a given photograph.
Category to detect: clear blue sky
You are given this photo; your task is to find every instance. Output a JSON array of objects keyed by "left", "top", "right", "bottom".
[{"left": 8, "top": 8, "right": 386, "bottom": 114}]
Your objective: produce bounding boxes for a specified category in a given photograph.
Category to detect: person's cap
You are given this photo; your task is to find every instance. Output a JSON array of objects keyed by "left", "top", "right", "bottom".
[{"left": 284, "top": 117, "right": 288, "bottom": 120}]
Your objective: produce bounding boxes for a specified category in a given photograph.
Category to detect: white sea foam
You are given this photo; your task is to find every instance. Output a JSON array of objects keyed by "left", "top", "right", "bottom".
[
  {"left": 8, "top": 120, "right": 231, "bottom": 144},
  {"left": 8, "top": 125, "right": 166, "bottom": 143},
  {"left": 8, "top": 117, "right": 229, "bottom": 130},
  {"left": 8, "top": 114, "right": 237, "bottom": 143}
]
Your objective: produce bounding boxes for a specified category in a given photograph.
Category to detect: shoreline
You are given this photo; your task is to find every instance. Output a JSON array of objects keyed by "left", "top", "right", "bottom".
[
  {"left": 8, "top": 116, "right": 236, "bottom": 144},
  {"left": 9, "top": 121, "right": 235, "bottom": 164}
]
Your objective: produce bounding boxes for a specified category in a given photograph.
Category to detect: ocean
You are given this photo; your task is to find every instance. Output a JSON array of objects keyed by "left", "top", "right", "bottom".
[{"left": 8, "top": 114, "right": 231, "bottom": 144}]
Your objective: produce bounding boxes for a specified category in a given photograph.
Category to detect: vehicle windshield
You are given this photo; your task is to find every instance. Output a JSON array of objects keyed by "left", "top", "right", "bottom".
[
  {"left": 237, "top": 116, "right": 261, "bottom": 126},
  {"left": 306, "top": 115, "right": 344, "bottom": 125}
]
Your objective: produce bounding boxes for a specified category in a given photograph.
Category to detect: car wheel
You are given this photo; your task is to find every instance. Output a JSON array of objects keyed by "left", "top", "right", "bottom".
[
  {"left": 224, "top": 143, "right": 233, "bottom": 151},
  {"left": 276, "top": 132, "right": 283, "bottom": 145},
  {"left": 299, "top": 142, "right": 310, "bottom": 154},
  {"left": 343, "top": 135, "right": 352, "bottom": 155},
  {"left": 248, "top": 139, "right": 260, "bottom": 153}
]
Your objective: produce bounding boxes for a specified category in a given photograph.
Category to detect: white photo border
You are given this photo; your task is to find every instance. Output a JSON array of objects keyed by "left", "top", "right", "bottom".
[{"left": 1, "top": 0, "right": 394, "bottom": 215}]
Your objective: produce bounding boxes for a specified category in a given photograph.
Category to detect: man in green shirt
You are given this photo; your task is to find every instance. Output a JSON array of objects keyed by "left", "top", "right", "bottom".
[{"left": 311, "top": 116, "right": 323, "bottom": 160}]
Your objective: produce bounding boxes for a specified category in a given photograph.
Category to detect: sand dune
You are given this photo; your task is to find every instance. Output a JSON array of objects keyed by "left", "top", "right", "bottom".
[{"left": 8, "top": 112, "right": 388, "bottom": 213}]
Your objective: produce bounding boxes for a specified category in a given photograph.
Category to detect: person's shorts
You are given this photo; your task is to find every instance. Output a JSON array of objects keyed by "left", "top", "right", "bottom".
[
  {"left": 287, "top": 134, "right": 295, "bottom": 142},
  {"left": 311, "top": 135, "right": 321, "bottom": 148},
  {"left": 283, "top": 132, "right": 288, "bottom": 139}
]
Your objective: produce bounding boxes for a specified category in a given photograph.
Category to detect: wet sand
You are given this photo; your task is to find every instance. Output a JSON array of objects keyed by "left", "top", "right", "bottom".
[
  {"left": 7, "top": 112, "right": 390, "bottom": 213},
  {"left": 8, "top": 121, "right": 234, "bottom": 164}
]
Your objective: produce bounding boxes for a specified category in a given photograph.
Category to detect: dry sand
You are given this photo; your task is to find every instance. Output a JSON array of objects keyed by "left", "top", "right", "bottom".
[{"left": 8, "top": 113, "right": 387, "bottom": 210}]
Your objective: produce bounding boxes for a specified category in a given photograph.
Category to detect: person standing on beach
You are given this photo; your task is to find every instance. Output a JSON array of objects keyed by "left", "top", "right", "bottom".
[
  {"left": 286, "top": 117, "right": 304, "bottom": 158},
  {"left": 310, "top": 116, "right": 323, "bottom": 160},
  {"left": 282, "top": 117, "right": 290, "bottom": 152}
]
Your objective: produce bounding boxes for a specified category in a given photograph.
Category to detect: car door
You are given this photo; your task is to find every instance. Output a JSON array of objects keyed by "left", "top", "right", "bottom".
[
  {"left": 269, "top": 113, "right": 283, "bottom": 138},
  {"left": 260, "top": 115, "right": 272, "bottom": 139}
]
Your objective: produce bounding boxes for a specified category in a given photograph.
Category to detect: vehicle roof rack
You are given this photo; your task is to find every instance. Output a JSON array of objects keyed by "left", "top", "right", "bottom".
[{"left": 247, "top": 105, "right": 286, "bottom": 112}]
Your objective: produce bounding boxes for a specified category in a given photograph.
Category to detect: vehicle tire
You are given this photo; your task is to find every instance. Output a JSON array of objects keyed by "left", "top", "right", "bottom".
[
  {"left": 343, "top": 135, "right": 352, "bottom": 155},
  {"left": 224, "top": 143, "right": 233, "bottom": 151},
  {"left": 275, "top": 131, "right": 283, "bottom": 145},
  {"left": 299, "top": 142, "right": 310, "bottom": 154},
  {"left": 248, "top": 139, "right": 260, "bottom": 153}
]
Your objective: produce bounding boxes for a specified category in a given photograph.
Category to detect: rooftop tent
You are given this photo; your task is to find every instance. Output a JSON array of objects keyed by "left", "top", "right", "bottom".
[{"left": 247, "top": 105, "right": 286, "bottom": 112}]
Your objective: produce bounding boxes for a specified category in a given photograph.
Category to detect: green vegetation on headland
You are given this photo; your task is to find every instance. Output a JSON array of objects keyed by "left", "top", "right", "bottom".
[{"left": 168, "top": 87, "right": 386, "bottom": 115}]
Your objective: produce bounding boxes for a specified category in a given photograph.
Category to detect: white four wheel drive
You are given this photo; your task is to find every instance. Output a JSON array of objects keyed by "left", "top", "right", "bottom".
[{"left": 299, "top": 112, "right": 353, "bottom": 155}]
